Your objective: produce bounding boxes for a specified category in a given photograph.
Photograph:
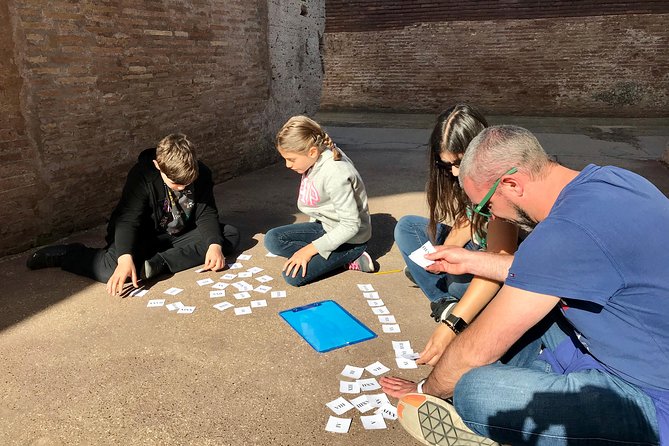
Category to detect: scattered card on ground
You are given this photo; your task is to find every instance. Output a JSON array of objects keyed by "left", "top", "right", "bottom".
[
  {"left": 213, "top": 301, "right": 234, "bottom": 311},
  {"left": 340, "top": 380, "right": 361, "bottom": 394},
  {"left": 147, "top": 299, "right": 165, "bottom": 307},
  {"left": 221, "top": 273, "right": 237, "bottom": 280},
  {"left": 271, "top": 290, "right": 286, "bottom": 298},
  {"left": 256, "top": 275, "right": 273, "bottom": 283},
  {"left": 163, "top": 287, "right": 183, "bottom": 296},
  {"left": 363, "top": 291, "right": 379, "bottom": 299},
  {"left": 376, "top": 403, "right": 398, "bottom": 420},
  {"left": 247, "top": 266, "right": 263, "bottom": 274},
  {"left": 365, "top": 361, "right": 390, "bottom": 376},
  {"left": 392, "top": 340, "right": 412, "bottom": 351},
  {"left": 401, "top": 352, "right": 421, "bottom": 360},
  {"left": 266, "top": 252, "right": 278, "bottom": 258},
  {"left": 177, "top": 306, "right": 195, "bottom": 314},
  {"left": 357, "top": 283, "right": 374, "bottom": 292},
  {"left": 395, "top": 357, "right": 418, "bottom": 369},
  {"left": 409, "top": 240, "right": 436, "bottom": 268},
  {"left": 350, "top": 395, "right": 374, "bottom": 413},
  {"left": 372, "top": 306, "right": 390, "bottom": 315},
  {"left": 196, "top": 278, "right": 215, "bottom": 286},
  {"left": 357, "top": 378, "right": 381, "bottom": 391},
  {"left": 360, "top": 413, "right": 387, "bottom": 430},
  {"left": 130, "top": 288, "right": 148, "bottom": 297},
  {"left": 326, "top": 397, "right": 355, "bottom": 415},
  {"left": 166, "top": 302, "right": 185, "bottom": 311},
  {"left": 194, "top": 267, "right": 206, "bottom": 273},
  {"left": 210, "top": 290, "right": 226, "bottom": 298},
  {"left": 254, "top": 285, "right": 272, "bottom": 293},
  {"left": 341, "top": 365, "right": 365, "bottom": 379},
  {"left": 212, "top": 282, "right": 229, "bottom": 290},
  {"left": 367, "top": 299, "right": 384, "bottom": 307},
  {"left": 232, "top": 281, "right": 253, "bottom": 291},
  {"left": 234, "top": 292, "right": 251, "bottom": 299},
  {"left": 237, "top": 271, "right": 252, "bottom": 278},
  {"left": 237, "top": 254, "right": 252, "bottom": 261},
  {"left": 325, "top": 416, "right": 351, "bottom": 434},
  {"left": 234, "top": 306, "right": 252, "bottom": 315},
  {"left": 250, "top": 299, "right": 267, "bottom": 308},
  {"left": 383, "top": 324, "right": 401, "bottom": 333},
  {"left": 378, "top": 315, "right": 396, "bottom": 323},
  {"left": 228, "top": 262, "right": 243, "bottom": 269},
  {"left": 368, "top": 393, "right": 391, "bottom": 408}
]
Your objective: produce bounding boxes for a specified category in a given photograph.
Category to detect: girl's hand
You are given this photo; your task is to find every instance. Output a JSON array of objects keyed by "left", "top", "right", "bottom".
[
  {"left": 283, "top": 244, "right": 318, "bottom": 278},
  {"left": 418, "top": 323, "right": 457, "bottom": 366}
]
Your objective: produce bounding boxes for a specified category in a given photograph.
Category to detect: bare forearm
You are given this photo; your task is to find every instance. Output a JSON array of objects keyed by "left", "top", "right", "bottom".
[{"left": 465, "top": 251, "right": 514, "bottom": 282}]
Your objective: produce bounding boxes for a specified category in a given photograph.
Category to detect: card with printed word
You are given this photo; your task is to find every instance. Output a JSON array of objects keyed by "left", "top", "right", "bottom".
[
  {"left": 256, "top": 275, "right": 274, "bottom": 283},
  {"left": 367, "top": 299, "right": 384, "bottom": 307},
  {"left": 339, "top": 380, "right": 361, "bottom": 394},
  {"left": 363, "top": 291, "right": 379, "bottom": 299},
  {"left": 130, "top": 288, "right": 148, "bottom": 297},
  {"left": 360, "top": 413, "right": 387, "bottom": 430},
  {"left": 271, "top": 290, "right": 286, "bottom": 298},
  {"left": 250, "top": 299, "right": 267, "bottom": 308},
  {"left": 392, "top": 340, "right": 412, "bottom": 351},
  {"left": 237, "top": 254, "right": 252, "bottom": 261},
  {"left": 213, "top": 301, "right": 234, "bottom": 311},
  {"left": 196, "top": 278, "right": 215, "bottom": 286},
  {"left": 325, "top": 416, "right": 351, "bottom": 434},
  {"left": 367, "top": 393, "right": 390, "bottom": 408},
  {"left": 147, "top": 299, "right": 165, "bottom": 307},
  {"left": 401, "top": 352, "right": 421, "bottom": 361},
  {"left": 371, "top": 306, "right": 390, "bottom": 315},
  {"left": 234, "top": 292, "right": 251, "bottom": 300},
  {"left": 221, "top": 273, "right": 236, "bottom": 280},
  {"left": 409, "top": 240, "right": 436, "bottom": 268},
  {"left": 341, "top": 365, "right": 365, "bottom": 379},
  {"left": 212, "top": 282, "right": 229, "bottom": 290},
  {"left": 357, "top": 378, "right": 381, "bottom": 391},
  {"left": 166, "top": 302, "right": 183, "bottom": 311},
  {"left": 254, "top": 285, "right": 272, "bottom": 294},
  {"left": 163, "top": 287, "right": 183, "bottom": 296},
  {"left": 382, "top": 324, "right": 401, "bottom": 333},
  {"left": 349, "top": 395, "right": 374, "bottom": 413},
  {"left": 247, "top": 266, "right": 263, "bottom": 274},
  {"left": 234, "top": 306, "right": 252, "bottom": 316},
  {"left": 232, "top": 281, "right": 253, "bottom": 291},
  {"left": 237, "top": 271, "right": 252, "bottom": 278},
  {"left": 177, "top": 306, "right": 195, "bottom": 314},
  {"left": 357, "top": 284, "right": 374, "bottom": 292},
  {"left": 364, "top": 361, "right": 390, "bottom": 376},
  {"left": 228, "top": 262, "right": 243, "bottom": 269},
  {"left": 395, "top": 357, "right": 418, "bottom": 369},
  {"left": 378, "top": 315, "right": 396, "bottom": 323},
  {"left": 376, "top": 403, "right": 398, "bottom": 420},
  {"left": 210, "top": 290, "right": 226, "bottom": 298},
  {"left": 326, "top": 397, "right": 355, "bottom": 416}
]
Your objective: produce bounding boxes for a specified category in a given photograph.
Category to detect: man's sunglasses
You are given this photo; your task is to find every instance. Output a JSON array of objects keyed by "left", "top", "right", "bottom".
[{"left": 472, "top": 167, "right": 518, "bottom": 218}]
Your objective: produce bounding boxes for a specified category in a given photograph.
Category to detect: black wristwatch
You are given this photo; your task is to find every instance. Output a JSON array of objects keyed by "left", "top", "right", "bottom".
[{"left": 442, "top": 314, "right": 468, "bottom": 335}]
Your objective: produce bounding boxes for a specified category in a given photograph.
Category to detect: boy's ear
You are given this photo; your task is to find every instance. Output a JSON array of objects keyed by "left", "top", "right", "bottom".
[{"left": 152, "top": 160, "right": 161, "bottom": 171}]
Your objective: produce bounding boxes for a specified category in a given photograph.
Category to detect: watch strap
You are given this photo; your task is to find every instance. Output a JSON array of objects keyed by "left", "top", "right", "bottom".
[{"left": 443, "top": 313, "right": 468, "bottom": 334}]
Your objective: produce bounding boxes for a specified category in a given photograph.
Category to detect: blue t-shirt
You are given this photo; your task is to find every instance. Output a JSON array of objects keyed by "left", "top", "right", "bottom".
[{"left": 507, "top": 164, "right": 669, "bottom": 392}]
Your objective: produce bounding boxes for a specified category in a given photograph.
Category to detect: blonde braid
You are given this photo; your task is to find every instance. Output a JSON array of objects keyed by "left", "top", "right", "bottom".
[{"left": 320, "top": 132, "right": 341, "bottom": 160}]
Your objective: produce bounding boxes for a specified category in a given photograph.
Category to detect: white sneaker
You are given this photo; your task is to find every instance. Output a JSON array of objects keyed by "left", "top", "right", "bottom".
[{"left": 347, "top": 251, "right": 375, "bottom": 272}]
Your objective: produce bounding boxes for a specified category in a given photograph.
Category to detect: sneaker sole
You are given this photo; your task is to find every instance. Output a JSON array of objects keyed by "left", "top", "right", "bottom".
[
  {"left": 358, "top": 251, "right": 375, "bottom": 273},
  {"left": 398, "top": 394, "right": 499, "bottom": 446}
]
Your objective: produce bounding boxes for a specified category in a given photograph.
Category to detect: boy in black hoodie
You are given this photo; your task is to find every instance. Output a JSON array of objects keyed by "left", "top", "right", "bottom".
[{"left": 27, "top": 134, "right": 240, "bottom": 295}]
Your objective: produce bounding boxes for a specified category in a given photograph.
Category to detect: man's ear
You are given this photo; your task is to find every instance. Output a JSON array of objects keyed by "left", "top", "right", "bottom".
[
  {"left": 152, "top": 160, "right": 161, "bottom": 171},
  {"left": 501, "top": 175, "right": 524, "bottom": 198}
]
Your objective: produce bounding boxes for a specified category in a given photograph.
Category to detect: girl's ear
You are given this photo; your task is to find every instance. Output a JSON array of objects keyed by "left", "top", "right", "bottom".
[
  {"left": 152, "top": 160, "right": 161, "bottom": 171},
  {"left": 308, "top": 146, "right": 320, "bottom": 158}
]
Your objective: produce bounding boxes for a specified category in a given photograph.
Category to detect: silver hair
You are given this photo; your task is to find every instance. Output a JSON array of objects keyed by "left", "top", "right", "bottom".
[{"left": 459, "top": 125, "right": 551, "bottom": 188}]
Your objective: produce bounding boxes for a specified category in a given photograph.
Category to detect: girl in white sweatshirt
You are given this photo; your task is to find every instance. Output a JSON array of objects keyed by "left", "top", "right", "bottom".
[{"left": 264, "top": 115, "right": 374, "bottom": 286}]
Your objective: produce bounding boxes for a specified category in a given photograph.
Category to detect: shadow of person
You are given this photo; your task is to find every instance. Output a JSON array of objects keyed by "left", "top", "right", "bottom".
[{"left": 367, "top": 213, "right": 398, "bottom": 261}]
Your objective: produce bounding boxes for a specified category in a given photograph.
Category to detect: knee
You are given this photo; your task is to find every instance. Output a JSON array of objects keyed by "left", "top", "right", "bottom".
[
  {"left": 394, "top": 215, "right": 422, "bottom": 248},
  {"left": 453, "top": 366, "right": 498, "bottom": 428},
  {"left": 282, "top": 272, "right": 308, "bottom": 288},
  {"left": 263, "top": 228, "right": 280, "bottom": 252}
]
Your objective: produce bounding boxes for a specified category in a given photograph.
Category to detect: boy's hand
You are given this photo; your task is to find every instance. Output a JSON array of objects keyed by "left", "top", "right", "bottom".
[
  {"left": 418, "top": 323, "right": 457, "bottom": 366},
  {"left": 283, "top": 244, "right": 318, "bottom": 278},
  {"left": 107, "top": 254, "right": 138, "bottom": 296},
  {"left": 202, "top": 244, "right": 225, "bottom": 271}
]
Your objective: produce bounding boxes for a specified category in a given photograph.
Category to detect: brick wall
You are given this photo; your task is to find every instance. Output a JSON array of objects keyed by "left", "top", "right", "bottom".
[
  {"left": 1, "top": 0, "right": 323, "bottom": 256},
  {"left": 322, "top": 1, "right": 669, "bottom": 117}
]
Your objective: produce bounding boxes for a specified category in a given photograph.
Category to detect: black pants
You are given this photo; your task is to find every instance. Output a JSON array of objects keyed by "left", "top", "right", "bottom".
[{"left": 61, "top": 223, "right": 240, "bottom": 283}]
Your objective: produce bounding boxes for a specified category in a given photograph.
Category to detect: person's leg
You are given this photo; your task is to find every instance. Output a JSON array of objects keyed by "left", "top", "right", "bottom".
[
  {"left": 61, "top": 242, "right": 141, "bottom": 283},
  {"left": 394, "top": 215, "right": 454, "bottom": 302},
  {"left": 284, "top": 242, "right": 367, "bottom": 287},
  {"left": 454, "top": 364, "right": 659, "bottom": 445}
]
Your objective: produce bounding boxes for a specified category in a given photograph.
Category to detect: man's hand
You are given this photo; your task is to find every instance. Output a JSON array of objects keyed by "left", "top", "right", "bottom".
[
  {"left": 202, "top": 244, "right": 225, "bottom": 271},
  {"left": 283, "top": 244, "right": 318, "bottom": 278},
  {"left": 425, "top": 245, "right": 473, "bottom": 275},
  {"left": 106, "top": 254, "right": 137, "bottom": 296},
  {"left": 418, "top": 324, "right": 457, "bottom": 366},
  {"left": 380, "top": 376, "right": 419, "bottom": 398}
]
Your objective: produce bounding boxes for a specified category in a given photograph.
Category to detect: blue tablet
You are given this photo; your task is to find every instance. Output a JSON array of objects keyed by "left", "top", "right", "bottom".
[{"left": 279, "top": 300, "right": 377, "bottom": 353}]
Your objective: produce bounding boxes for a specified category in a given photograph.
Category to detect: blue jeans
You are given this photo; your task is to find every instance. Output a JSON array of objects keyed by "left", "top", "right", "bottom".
[
  {"left": 394, "top": 215, "right": 476, "bottom": 302},
  {"left": 264, "top": 222, "right": 367, "bottom": 287},
  {"left": 454, "top": 317, "right": 660, "bottom": 445}
]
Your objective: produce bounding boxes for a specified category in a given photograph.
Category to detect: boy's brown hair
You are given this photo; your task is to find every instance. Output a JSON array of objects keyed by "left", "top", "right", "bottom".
[{"left": 155, "top": 133, "right": 199, "bottom": 185}]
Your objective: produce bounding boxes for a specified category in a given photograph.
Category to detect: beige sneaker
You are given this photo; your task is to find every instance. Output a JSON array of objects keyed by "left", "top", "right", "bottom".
[{"left": 398, "top": 393, "right": 499, "bottom": 446}]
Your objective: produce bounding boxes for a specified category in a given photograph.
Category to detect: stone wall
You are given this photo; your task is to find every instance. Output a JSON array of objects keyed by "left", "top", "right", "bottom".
[
  {"left": 322, "top": 1, "right": 669, "bottom": 117},
  {"left": 0, "top": 0, "right": 323, "bottom": 256}
]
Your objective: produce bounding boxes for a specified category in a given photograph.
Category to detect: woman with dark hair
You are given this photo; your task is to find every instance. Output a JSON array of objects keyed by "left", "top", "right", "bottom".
[{"left": 394, "top": 104, "right": 519, "bottom": 364}]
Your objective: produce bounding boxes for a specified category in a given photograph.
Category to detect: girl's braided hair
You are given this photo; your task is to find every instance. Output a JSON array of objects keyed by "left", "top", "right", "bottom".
[{"left": 276, "top": 115, "right": 342, "bottom": 160}]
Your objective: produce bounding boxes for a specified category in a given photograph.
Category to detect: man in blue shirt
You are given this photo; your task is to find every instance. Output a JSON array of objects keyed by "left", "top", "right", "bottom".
[{"left": 381, "top": 125, "right": 668, "bottom": 445}]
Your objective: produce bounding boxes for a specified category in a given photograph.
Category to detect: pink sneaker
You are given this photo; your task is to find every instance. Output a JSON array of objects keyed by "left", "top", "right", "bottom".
[{"left": 348, "top": 251, "right": 375, "bottom": 273}]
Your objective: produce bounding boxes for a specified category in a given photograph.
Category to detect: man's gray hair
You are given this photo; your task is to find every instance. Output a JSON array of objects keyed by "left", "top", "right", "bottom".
[{"left": 459, "top": 125, "right": 551, "bottom": 188}]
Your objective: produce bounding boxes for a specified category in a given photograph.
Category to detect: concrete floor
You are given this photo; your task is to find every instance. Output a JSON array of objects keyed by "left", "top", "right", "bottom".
[{"left": 1, "top": 113, "right": 668, "bottom": 445}]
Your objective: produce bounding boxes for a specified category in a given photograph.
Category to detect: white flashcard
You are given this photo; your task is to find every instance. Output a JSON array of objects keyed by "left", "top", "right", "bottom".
[
  {"left": 339, "top": 380, "right": 361, "bottom": 394},
  {"left": 177, "top": 306, "right": 195, "bottom": 314},
  {"left": 163, "top": 287, "right": 183, "bottom": 296},
  {"left": 271, "top": 290, "right": 287, "bottom": 298},
  {"left": 254, "top": 285, "right": 272, "bottom": 294},
  {"left": 341, "top": 365, "right": 365, "bottom": 379},
  {"left": 363, "top": 291, "right": 379, "bottom": 299},
  {"left": 266, "top": 252, "right": 278, "bottom": 258},
  {"left": 147, "top": 299, "right": 165, "bottom": 307},
  {"left": 234, "top": 306, "right": 252, "bottom": 316},
  {"left": 365, "top": 361, "right": 390, "bottom": 376},
  {"left": 250, "top": 299, "right": 267, "bottom": 308},
  {"left": 326, "top": 397, "right": 355, "bottom": 415},
  {"left": 194, "top": 268, "right": 206, "bottom": 273},
  {"left": 350, "top": 395, "right": 374, "bottom": 413},
  {"left": 247, "top": 266, "right": 264, "bottom": 274},
  {"left": 130, "top": 288, "right": 148, "bottom": 297},
  {"left": 213, "top": 301, "right": 234, "bottom": 311},
  {"left": 376, "top": 403, "right": 398, "bottom": 420},
  {"left": 237, "top": 271, "right": 252, "bottom": 278},
  {"left": 409, "top": 240, "right": 436, "bottom": 268},
  {"left": 378, "top": 315, "right": 396, "bottom": 323},
  {"left": 196, "top": 278, "right": 215, "bottom": 286},
  {"left": 392, "top": 340, "right": 412, "bottom": 352},
  {"left": 367, "top": 299, "right": 385, "bottom": 307},
  {"left": 371, "top": 306, "right": 390, "bottom": 315},
  {"left": 212, "top": 282, "right": 229, "bottom": 290},
  {"left": 383, "top": 324, "right": 401, "bottom": 333},
  {"left": 228, "top": 262, "right": 243, "bottom": 270},
  {"left": 166, "top": 303, "right": 179, "bottom": 311},
  {"left": 210, "top": 290, "right": 226, "bottom": 298},
  {"left": 325, "top": 416, "right": 351, "bottom": 434},
  {"left": 256, "top": 275, "right": 274, "bottom": 283},
  {"left": 232, "top": 281, "right": 253, "bottom": 291},
  {"left": 357, "top": 378, "right": 381, "bottom": 391},
  {"left": 395, "top": 357, "right": 418, "bottom": 369},
  {"left": 357, "top": 283, "right": 374, "bottom": 292},
  {"left": 402, "top": 352, "right": 421, "bottom": 361},
  {"left": 394, "top": 349, "right": 414, "bottom": 358},
  {"left": 237, "top": 254, "right": 252, "bottom": 261},
  {"left": 221, "top": 273, "right": 237, "bottom": 280},
  {"left": 234, "top": 292, "right": 251, "bottom": 300},
  {"left": 367, "top": 393, "right": 391, "bottom": 408},
  {"left": 360, "top": 413, "right": 387, "bottom": 430}
]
